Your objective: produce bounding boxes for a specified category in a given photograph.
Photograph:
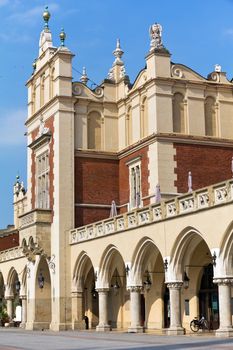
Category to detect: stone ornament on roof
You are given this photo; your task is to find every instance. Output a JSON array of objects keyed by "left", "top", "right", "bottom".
[{"left": 149, "top": 23, "right": 163, "bottom": 51}]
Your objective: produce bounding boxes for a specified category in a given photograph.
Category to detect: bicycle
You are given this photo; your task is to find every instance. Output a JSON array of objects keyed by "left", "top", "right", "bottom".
[{"left": 190, "top": 316, "right": 209, "bottom": 332}]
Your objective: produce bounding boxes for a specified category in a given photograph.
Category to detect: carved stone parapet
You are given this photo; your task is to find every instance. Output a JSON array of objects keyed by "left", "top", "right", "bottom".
[
  {"left": 128, "top": 286, "right": 143, "bottom": 293},
  {"left": 166, "top": 282, "right": 183, "bottom": 289},
  {"left": 213, "top": 278, "right": 233, "bottom": 286}
]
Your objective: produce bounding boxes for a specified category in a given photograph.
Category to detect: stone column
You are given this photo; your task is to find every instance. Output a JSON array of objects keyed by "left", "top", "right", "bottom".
[
  {"left": 96, "top": 288, "right": 110, "bottom": 331},
  {"left": 167, "top": 282, "right": 184, "bottom": 335},
  {"left": 20, "top": 295, "right": 27, "bottom": 328},
  {"left": 215, "top": 278, "right": 233, "bottom": 337},
  {"left": 6, "top": 296, "right": 14, "bottom": 324},
  {"left": 128, "top": 286, "right": 144, "bottom": 333},
  {"left": 71, "top": 291, "right": 84, "bottom": 330}
]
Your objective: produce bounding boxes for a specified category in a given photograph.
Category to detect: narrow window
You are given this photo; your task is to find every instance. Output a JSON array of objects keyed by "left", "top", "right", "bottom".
[
  {"left": 141, "top": 97, "right": 148, "bottom": 138},
  {"left": 36, "top": 152, "right": 49, "bottom": 209},
  {"left": 129, "top": 161, "right": 141, "bottom": 209},
  {"left": 126, "top": 107, "right": 132, "bottom": 146}
]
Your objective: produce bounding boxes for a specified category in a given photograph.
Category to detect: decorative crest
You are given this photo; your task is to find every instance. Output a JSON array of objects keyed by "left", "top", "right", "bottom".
[
  {"left": 215, "top": 64, "right": 221, "bottom": 72},
  {"left": 80, "top": 67, "right": 88, "bottom": 85},
  {"left": 149, "top": 23, "right": 163, "bottom": 51},
  {"left": 113, "top": 38, "right": 124, "bottom": 64}
]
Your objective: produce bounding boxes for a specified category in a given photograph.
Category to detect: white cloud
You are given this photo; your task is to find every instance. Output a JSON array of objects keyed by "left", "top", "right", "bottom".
[
  {"left": 0, "top": 0, "right": 9, "bottom": 6},
  {"left": 0, "top": 109, "right": 27, "bottom": 145},
  {"left": 7, "top": 3, "right": 59, "bottom": 25},
  {"left": 224, "top": 28, "right": 233, "bottom": 36}
]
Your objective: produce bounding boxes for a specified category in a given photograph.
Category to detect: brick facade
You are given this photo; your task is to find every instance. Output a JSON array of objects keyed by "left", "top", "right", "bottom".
[
  {"left": 0, "top": 231, "right": 19, "bottom": 251},
  {"left": 75, "top": 145, "right": 149, "bottom": 226},
  {"left": 174, "top": 143, "right": 233, "bottom": 193},
  {"left": 75, "top": 156, "right": 119, "bottom": 227}
]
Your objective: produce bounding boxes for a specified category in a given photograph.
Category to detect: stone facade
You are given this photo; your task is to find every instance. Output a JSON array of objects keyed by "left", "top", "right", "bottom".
[{"left": 1, "top": 9, "right": 233, "bottom": 337}]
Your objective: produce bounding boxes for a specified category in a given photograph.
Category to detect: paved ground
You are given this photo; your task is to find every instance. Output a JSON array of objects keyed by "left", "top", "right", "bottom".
[{"left": 0, "top": 329, "right": 233, "bottom": 350}]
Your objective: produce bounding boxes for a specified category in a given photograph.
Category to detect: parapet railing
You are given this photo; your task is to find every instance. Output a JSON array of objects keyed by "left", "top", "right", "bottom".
[
  {"left": 70, "top": 179, "right": 233, "bottom": 245},
  {"left": 0, "top": 247, "right": 24, "bottom": 262}
]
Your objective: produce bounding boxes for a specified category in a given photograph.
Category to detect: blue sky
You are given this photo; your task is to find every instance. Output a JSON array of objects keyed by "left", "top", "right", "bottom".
[{"left": 1, "top": 0, "right": 233, "bottom": 227}]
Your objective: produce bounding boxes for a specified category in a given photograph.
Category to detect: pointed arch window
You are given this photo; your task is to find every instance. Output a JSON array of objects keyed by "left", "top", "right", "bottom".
[
  {"left": 87, "top": 111, "right": 102, "bottom": 149},
  {"left": 204, "top": 96, "right": 216, "bottom": 136},
  {"left": 172, "top": 92, "right": 185, "bottom": 133}
]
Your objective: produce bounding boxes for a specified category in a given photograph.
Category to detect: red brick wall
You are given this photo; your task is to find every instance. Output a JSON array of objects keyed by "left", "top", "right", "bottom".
[
  {"left": 174, "top": 143, "right": 233, "bottom": 193},
  {"left": 0, "top": 232, "right": 19, "bottom": 251},
  {"left": 75, "top": 157, "right": 119, "bottom": 226},
  {"left": 30, "top": 117, "right": 54, "bottom": 214},
  {"left": 119, "top": 146, "right": 149, "bottom": 213}
]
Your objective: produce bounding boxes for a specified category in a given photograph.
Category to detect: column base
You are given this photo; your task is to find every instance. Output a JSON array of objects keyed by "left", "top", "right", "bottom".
[
  {"left": 50, "top": 322, "right": 72, "bottom": 331},
  {"left": 25, "top": 321, "right": 50, "bottom": 330},
  {"left": 166, "top": 327, "right": 185, "bottom": 335},
  {"left": 96, "top": 324, "right": 111, "bottom": 332},
  {"left": 216, "top": 328, "right": 233, "bottom": 337},
  {"left": 128, "top": 326, "right": 144, "bottom": 333}
]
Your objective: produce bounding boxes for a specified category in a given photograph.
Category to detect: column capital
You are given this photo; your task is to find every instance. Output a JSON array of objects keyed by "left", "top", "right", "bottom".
[
  {"left": 213, "top": 278, "right": 233, "bottom": 286},
  {"left": 71, "top": 291, "right": 83, "bottom": 298},
  {"left": 128, "top": 286, "right": 143, "bottom": 293},
  {"left": 5, "top": 295, "right": 14, "bottom": 300},
  {"left": 20, "top": 294, "right": 27, "bottom": 300},
  {"left": 96, "top": 288, "right": 109, "bottom": 293},
  {"left": 166, "top": 281, "right": 183, "bottom": 289}
]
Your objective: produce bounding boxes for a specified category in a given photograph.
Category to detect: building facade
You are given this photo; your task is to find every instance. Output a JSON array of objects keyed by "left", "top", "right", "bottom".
[{"left": 1, "top": 10, "right": 233, "bottom": 336}]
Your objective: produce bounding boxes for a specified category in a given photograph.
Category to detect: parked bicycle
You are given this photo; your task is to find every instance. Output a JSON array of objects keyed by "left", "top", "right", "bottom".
[{"left": 190, "top": 316, "right": 209, "bottom": 332}]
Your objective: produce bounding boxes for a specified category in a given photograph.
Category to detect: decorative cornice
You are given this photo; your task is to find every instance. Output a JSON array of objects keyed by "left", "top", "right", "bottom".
[
  {"left": 166, "top": 282, "right": 183, "bottom": 289},
  {"left": 28, "top": 131, "right": 51, "bottom": 150},
  {"left": 213, "top": 278, "right": 233, "bottom": 286},
  {"left": 127, "top": 286, "right": 143, "bottom": 293}
]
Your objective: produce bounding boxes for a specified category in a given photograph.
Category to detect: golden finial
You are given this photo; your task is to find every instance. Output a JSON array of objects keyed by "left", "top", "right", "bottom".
[
  {"left": 59, "top": 28, "right": 66, "bottom": 46},
  {"left": 43, "top": 6, "right": 51, "bottom": 29}
]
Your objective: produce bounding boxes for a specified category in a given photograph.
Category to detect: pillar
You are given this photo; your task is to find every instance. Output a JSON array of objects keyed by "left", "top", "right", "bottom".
[
  {"left": 166, "top": 282, "right": 184, "bottom": 335},
  {"left": 215, "top": 278, "right": 233, "bottom": 337},
  {"left": 128, "top": 286, "right": 144, "bottom": 333},
  {"left": 6, "top": 296, "right": 14, "bottom": 324},
  {"left": 71, "top": 291, "right": 84, "bottom": 330},
  {"left": 20, "top": 295, "right": 27, "bottom": 328},
  {"left": 96, "top": 288, "right": 110, "bottom": 331}
]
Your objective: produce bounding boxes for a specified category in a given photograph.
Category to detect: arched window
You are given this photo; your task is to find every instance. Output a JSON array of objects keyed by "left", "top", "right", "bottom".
[
  {"left": 204, "top": 97, "right": 216, "bottom": 136},
  {"left": 87, "top": 111, "right": 101, "bottom": 149},
  {"left": 173, "top": 93, "right": 185, "bottom": 133},
  {"left": 126, "top": 106, "right": 132, "bottom": 146},
  {"left": 140, "top": 97, "right": 148, "bottom": 138}
]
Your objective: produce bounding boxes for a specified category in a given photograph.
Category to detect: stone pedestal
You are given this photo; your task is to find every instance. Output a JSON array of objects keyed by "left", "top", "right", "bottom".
[
  {"left": 214, "top": 279, "right": 233, "bottom": 337},
  {"left": 96, "top": 289, "right": 111, "bottom": 331},
  {"left": 128, "top": 286, "right": 144, "bottom": 333},
  {"left": 166, "top": 282, "right": 185, "bottom": 335}
]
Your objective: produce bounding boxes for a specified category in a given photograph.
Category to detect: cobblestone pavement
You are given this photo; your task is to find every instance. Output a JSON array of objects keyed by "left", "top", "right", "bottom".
[{"left": 0, "top": 329, "right": 233, "bottom": 350}]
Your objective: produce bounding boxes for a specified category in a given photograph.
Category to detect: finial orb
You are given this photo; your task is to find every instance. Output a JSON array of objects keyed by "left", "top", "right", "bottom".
[
  {"left": 43, "top": 6, "right": 51, "bottom": 28},
  {"left": 59, "top": 28, "right": 66, "bottom": 46}
]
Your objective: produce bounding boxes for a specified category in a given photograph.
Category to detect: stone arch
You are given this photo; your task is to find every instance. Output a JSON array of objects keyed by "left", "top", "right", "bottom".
[
  {"left": 73, "top": 251, "right": 95, "bottom": 290},
  {"left": 87, "top": 111, "right": 102, "bottom": 149},
  {"left": 98, "top": 244, "right": 125, "bottom": 288},
  {"left": 0, "top": 271, "right": 4, "bottom": 299},
  {"left": 218, "top": 220, "right": 233, "bottom": 275},
  {"left": 131, "top": 237, "right": 165, "bottom": 329},
  {"left": 131, "top": 237, "right": 164, "bottom": 284},
  {"left": 34, "top": 255, "right": 51, "bottom": 329},
  {"left": 72, "top": 251, "right": 98, "bottom": 329},
  {"left": 172, "top": 92, "right": 185, "bottom": 133}
]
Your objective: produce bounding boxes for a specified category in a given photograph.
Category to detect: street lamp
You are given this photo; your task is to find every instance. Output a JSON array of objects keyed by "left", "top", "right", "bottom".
[
  {"left": 15, "top": 280, "right": 21, "bottom": 293},
  {"left": 38, "top": 272, "right": 45, "bottom": 289},
  {"left": 183, "top": 271, "right": 190, "bottom": 289}
]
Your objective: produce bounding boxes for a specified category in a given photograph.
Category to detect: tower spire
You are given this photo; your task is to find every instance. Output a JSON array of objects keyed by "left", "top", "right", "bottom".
[{"left": 39, "top": 6, "right": 53, "bottom": 56}]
